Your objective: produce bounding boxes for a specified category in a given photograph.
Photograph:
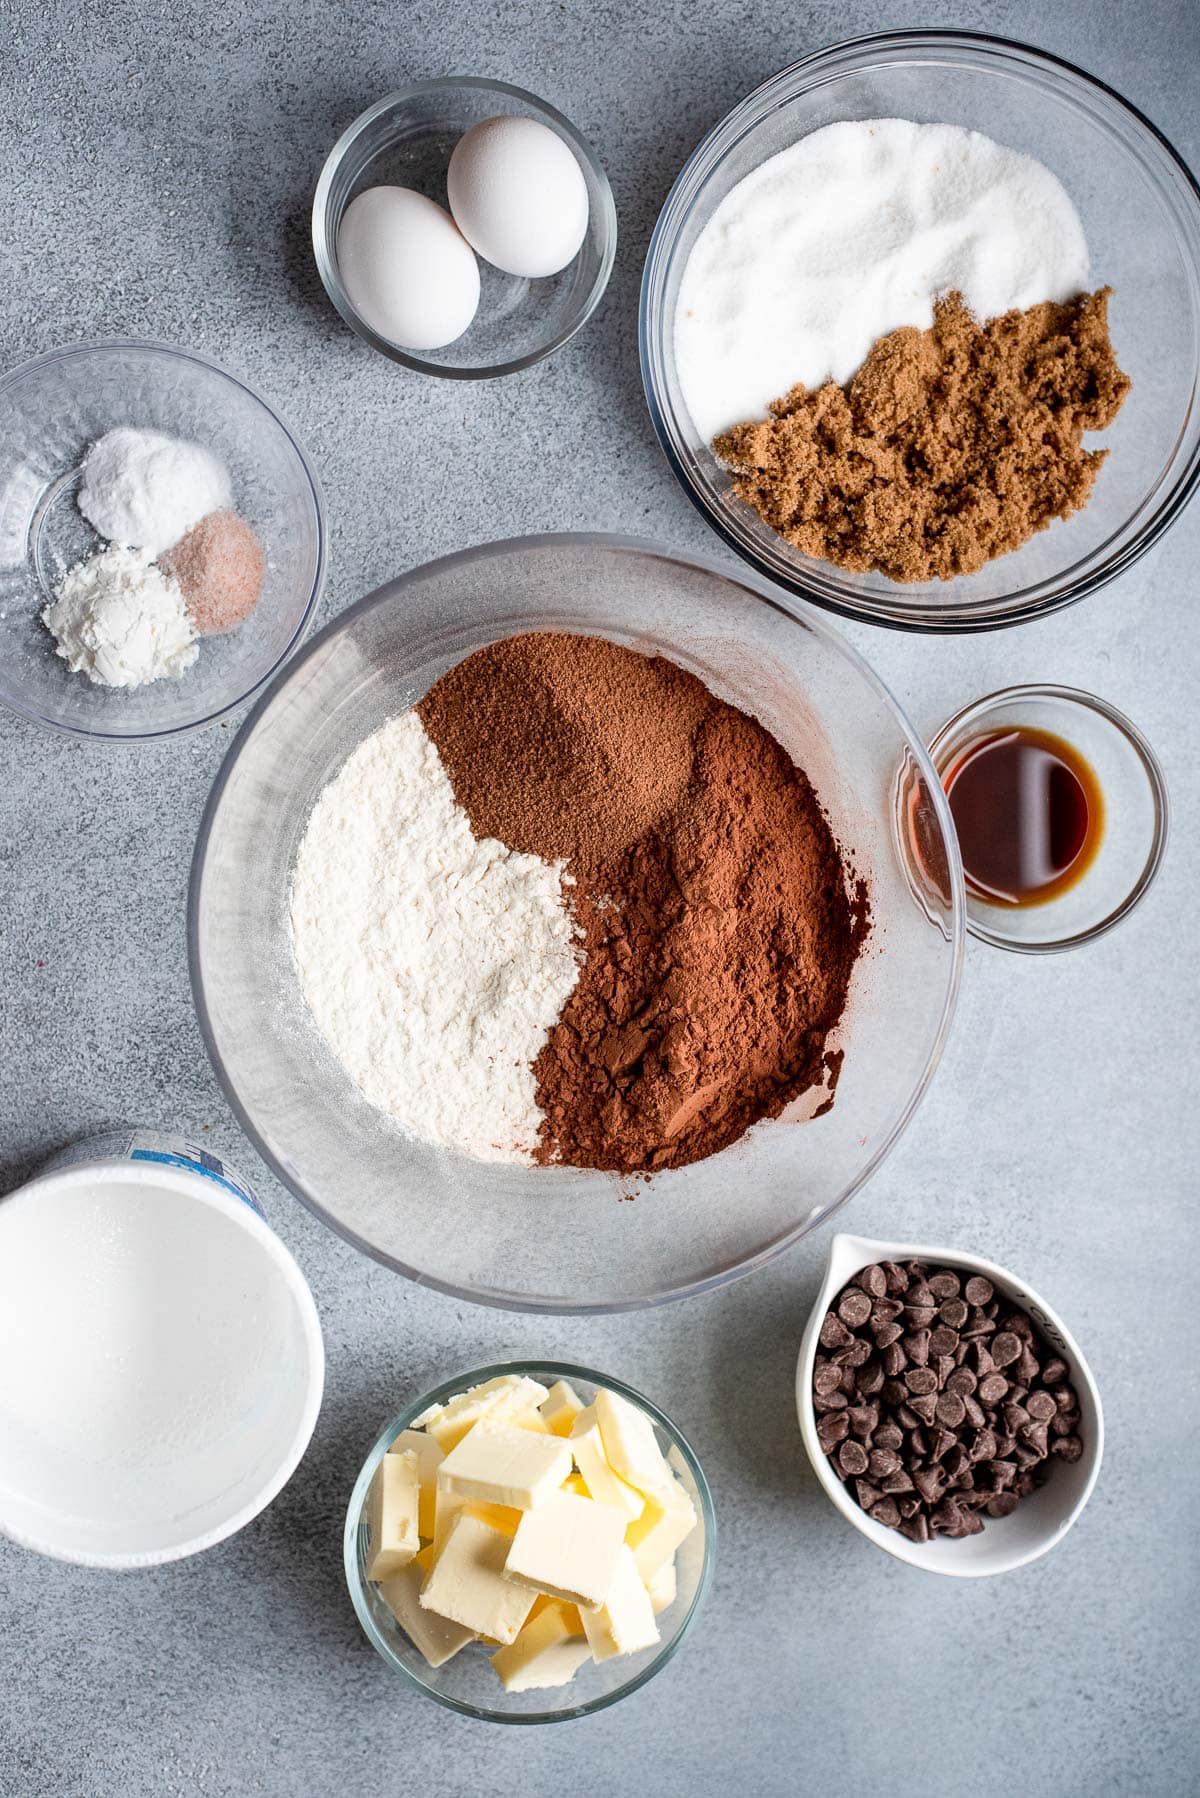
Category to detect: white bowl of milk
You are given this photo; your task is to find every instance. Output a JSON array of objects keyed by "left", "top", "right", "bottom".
[{"left": 0, "top": 1129, "right": 324, "bottom": 1567}]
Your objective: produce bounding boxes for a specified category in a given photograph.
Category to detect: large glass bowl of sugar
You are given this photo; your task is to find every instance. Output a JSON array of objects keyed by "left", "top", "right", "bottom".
[
  {"left": 189, "top": 534, "right": 964, "bottom": 1311},
  {"left": 640, "top": 31, "right": 1200, "bottom": 632}
]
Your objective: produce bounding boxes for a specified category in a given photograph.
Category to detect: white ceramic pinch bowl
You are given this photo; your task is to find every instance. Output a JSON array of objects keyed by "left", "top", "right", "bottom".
[{"left": 796, "top": 1233, "right": 1103, "bottom": 1577}]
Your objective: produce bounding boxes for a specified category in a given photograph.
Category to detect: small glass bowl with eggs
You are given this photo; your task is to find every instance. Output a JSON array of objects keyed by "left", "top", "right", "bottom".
[{"left": 313, "top": 78, "right": 616, "bottom": 378}]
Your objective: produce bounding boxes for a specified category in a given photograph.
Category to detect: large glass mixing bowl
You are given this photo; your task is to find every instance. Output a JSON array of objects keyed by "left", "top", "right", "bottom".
[
  {"left": 189, "top": 535, "right": 963, "bottom": 1312},
  {"left": 640, "top": 32, "right": 1200, "bottom": 632}
]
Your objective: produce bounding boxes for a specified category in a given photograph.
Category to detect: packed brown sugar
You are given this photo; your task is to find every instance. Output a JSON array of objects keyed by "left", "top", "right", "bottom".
[{"left": 714, "top": 289, "right": 1130, "bottom": 583}]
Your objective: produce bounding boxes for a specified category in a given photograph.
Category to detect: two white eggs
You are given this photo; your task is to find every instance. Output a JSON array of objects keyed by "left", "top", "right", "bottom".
[{"left": 337, "top": 116, "right": 590, "bottom": 352}]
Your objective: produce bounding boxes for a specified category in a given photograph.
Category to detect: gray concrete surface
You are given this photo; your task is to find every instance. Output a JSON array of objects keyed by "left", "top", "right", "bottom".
[{"left": 1, "top": 2, "right": 1198, "bottom": 1794}]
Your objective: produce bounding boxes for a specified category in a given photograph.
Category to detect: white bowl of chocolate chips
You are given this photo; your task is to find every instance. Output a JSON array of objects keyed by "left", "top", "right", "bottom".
[{"left": 796, "top": 1234, "right": 1103, "bottom": 1577}]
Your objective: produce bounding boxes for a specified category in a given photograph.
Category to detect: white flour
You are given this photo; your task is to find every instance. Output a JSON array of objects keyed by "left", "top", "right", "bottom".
[
  {"left": 675, "top": 118, "right": 1090, "bottom": 441},
  {"left": 78, "top": 427, "right": 232, "bottom": 558},
  {"left": 289, "top": 711, "right": 581, "bottom": 1164},
  {"left": 42, "top": 544, "right": 198, "bottom": 686}
]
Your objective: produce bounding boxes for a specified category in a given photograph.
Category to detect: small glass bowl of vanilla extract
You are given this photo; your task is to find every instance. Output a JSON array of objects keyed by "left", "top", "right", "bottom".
[{"left": 928, "top": 686, "right": 1168, "bottom": 953}]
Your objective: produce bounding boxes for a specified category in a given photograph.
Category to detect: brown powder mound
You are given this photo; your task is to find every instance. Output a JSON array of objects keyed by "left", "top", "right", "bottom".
[
  {"left": 419, "top": 632, "right": 868, "bottom": 1174},
  {"left": 713, "top": 288, "right": 1131, "bottom": 584}
]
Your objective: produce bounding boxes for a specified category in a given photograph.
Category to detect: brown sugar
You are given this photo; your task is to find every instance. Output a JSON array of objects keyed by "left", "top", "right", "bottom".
[
  {"left": 713, "top": 288, "right": 1130, "bottom": 584},
  {"left": 419, "top": 632, "right": 868, "bottom": 1174}
]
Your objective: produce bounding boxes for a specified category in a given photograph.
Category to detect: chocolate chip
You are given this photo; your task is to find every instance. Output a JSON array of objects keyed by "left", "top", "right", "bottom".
[
  {"left": 964, "top": 1275, "right": 994, "bottom": 1306},
  {"left": 838, "top": 1289, "right": 873, "bottom": 1328},
  {"left": 1002, "top": 1313, "right": 1034, "bottom": 1341},
  {"left": 934, "top": 1391, "right": 966, "bottom": 1428},
  {"left": 855, "top": 1478, "right": 882, "bottom": 1510},
  {"left": 971, "top": 1342, "right": 996, "bottom": 1376},
  {"left": 913, "top": 1466, "right": 944, "bottom": 1504},
  {"left": 883, "top": 1261, "right": 910, "bottom": 1294},
  {"left": 928, "top": 1326, "right": 960, "bottom": 1358},
  {"left": 856, "top": 1264, "right": 887, "bottom": 1298},
  {"left": 856, "top": 1359, "right": 885, "bottom": 1397},
  {"left": 908, "top": 1427, "right": 929, "bottom": 1459},
  {"left": 1053, "top": 1435, "right": 1084, "bottom": 1463},
  {"left": 1019, "top": 1419, "right": 1050, "bottom": 1457},
  {"left": 847, "top": 1404, "right": 879, "bottom": 1439},
  {"left": 881, "top": 1469, "right": 916, "bottom": 1495},
  {"left": 1052, "top": 1385, "right": 1079, "bottom": 1413},
  {"left": 945, "top": 1366, "right": 977, "bottom": 1398},
  {"left": 991, "top": 1332, "right": 1022, "bottom": 1368},
  {"left": 907, "top": 1392, "right": 938, "bottom": 1426},
  {"left": 872, "top": 1320, "right": 904, "bottom": 1349},
  {"left": 1016, "top": 1345, "right": 1040, "bottom": 1387},
  {"left": 985, "top": 1491, "right": 1019, "bottom": 1518},
  {"left": 1051, "top": 1409, "right": 1080, "bottom": 1438},
  {"left": 838, "top": 1439, "right": 869, "bottom": 1477},
  {"left": 896, "top": 1404, "right": 922, "bottom": 1431},
  {"left": 1041, "top": 1357, "right": 1069, "bottom": 1386},
  {"left": 882, "top": 1378, "right": 908, "bottom": 1407},
  {"left": 905, "top": 1280, "right": 936, "bottom": 1308},
  {"left": 833, "top": 1336, "right": 871, "bottom": 1368},
  {"left": 868, "top": 1447, "right": 901, "bottom": 1478},
  {"left": 881, "top": 1340, "right": 907, "bottom": 1377},
  {"left": 904, "top": 1367, "right": 938, "bottom": 1396},
  {"left": 820, "top": 1310, "right": 853, "bottom": 1349},
  {"left": 817, "top": 1411, "right": 849, "bottom": 1449},
  {"left": 927, "top": 1271, "right": 961, "bottom": 1300},
  {"left": 813, "top": 1390, "right": 849, "bottom": 1413},
  {"left": 898, "top": 1497, "right": 921, "bottom": 1520},
  {"left": 903, "top": 1305, "right": 937, "bottom": 1330},
  {"left": 899, "top": 1513, "right": 930, "bottom": 1543},
  {"left": 929, "top": 1427, "right": 956, "bottom": 1462},
  {"left": 961, "top": 1308, "right": 996, "bottom": 1337},
  {"left": 813, "top": 1361, "right": 843, "bottom": 1396},
  {"left": 978, "top": 1373, "right": 1009, "bottom": 1405},
  {"left": 871, "top": 1498, "right": 901, "bottom": 1529},
  {"left": 1025, "top": 1390, "right": 1057, "bottom": 1422},
  {"left": 969, "top": 1428, "right": 998, "bottom": 1464},
  {"left": 873, "top": 1420, "right": 903, "bottom": 1451},
  {"left": 902, "top": 1329, "right": 931, "bottom": 1367},
  {"left": 938, "top": 1298, "right": 969, "bottom": 1329},
  {"left": 871, "top": 1297, "right": 905, "bottom": 1323},
  {"left": 962, "top": 1394, "right": 986, "bottom": 1430}
]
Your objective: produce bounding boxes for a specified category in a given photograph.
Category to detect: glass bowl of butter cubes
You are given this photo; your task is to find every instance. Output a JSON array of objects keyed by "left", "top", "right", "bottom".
[{"left": 344, "top": 1361, "right": 715, "bottom": 1721}]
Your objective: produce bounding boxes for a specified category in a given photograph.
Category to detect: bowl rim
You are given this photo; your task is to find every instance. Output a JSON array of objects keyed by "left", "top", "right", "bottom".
[
  {"left": 639, "top": 27, "right": 1200, "bottom": 634},
  {"left": 342, "top": 1358, "right": 716, "bottom": 1723},
  {"left": 795, "top": 1232, "right": 1105, "bottom": 1578},
  {"left": 0, "top": 1154, "right": 325, "bottom": 1568},
  {"left": 188, "top": 529, "right": 965, "bottom": 1314},
  {"left": 0, "top": 335, "right": 327, "bottom": 743},
  {"left": 928, "top": 683, "right": 1170, "bottom": 953},
  {"left": 311, "top": 76, "right": 618, "bottom": 380}
]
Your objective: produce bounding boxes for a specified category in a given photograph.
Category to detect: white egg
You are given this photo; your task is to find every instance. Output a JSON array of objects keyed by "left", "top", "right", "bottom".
[
  {"left": 447, "top": 116, "right": 589, "bottom": 279},
  {"left": 336, "top": 186, "right": 480, "bottom": 352}
]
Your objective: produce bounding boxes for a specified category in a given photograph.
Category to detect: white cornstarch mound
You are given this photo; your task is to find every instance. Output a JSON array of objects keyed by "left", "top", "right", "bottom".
[
  {"left": 289, "top": 711, "right": 582, "bottom": 1164},
  {"left": 42, "top": 545, "right": 198, "bottom": 687},
  {"left": 674, "top": 118, "right": 1090, "bottom": 442},
  {"left": 78, "top": 427, "right": 233, "bottom": 559}
]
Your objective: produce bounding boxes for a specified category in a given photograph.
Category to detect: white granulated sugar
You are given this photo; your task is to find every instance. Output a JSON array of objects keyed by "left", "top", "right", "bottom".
[
  {"left": 290, "top": 710, "right": 581, "bottom": 1164},
  {"left": 78, "top": 427, "right": 233, "bottom": 558},
  {"left": 675, "top": 118, "right": 1090, "bottom": 442},
  {"left": 42, "top": 544, "right": 198, "bottom": 687}
]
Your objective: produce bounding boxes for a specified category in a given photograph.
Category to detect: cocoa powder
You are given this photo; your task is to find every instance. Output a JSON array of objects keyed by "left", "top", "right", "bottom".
[
  {"left": 714, "top": 288, "right": 1130, "bottom": 583},
  {"left": 419, "top": 632, "right": 867, "bottom": 1173}
]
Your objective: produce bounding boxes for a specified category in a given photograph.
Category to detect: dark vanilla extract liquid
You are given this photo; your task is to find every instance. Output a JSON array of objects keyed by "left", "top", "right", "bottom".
[{"left": 943, "top": 727, "right": 1104, "bottom": 908}]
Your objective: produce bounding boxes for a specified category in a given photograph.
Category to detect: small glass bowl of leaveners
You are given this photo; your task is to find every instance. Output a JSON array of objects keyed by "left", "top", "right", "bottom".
[
  {"left": 344, "top": 1362, "right": 715, "bottom": 1721},
  {"left": 796, "top": 1235, "right": 1103, "bottom": 1576}
]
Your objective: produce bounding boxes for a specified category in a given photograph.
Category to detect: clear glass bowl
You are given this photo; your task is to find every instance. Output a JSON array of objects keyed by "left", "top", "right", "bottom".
[
  {"left": 189, "top": 534, "right": 964, "bottom": 1312},
  {"left": 640, "top": 31, "right": 1200, "bottom": 632},
  {"left": 344, "top": 1362, "right": 714, "bottom": 1723},
  {"left": 0, "top": 340, "right": 326, "bottom": 740},
  {"left": 312, "top": 79, "right": 616, "bottom": 378},
  {"left": 928, "top": 685, "right": 1168, "bottom": 952}
]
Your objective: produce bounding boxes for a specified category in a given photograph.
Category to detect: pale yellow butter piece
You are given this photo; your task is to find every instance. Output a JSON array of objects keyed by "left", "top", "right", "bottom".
[
  {"left": 438, "top": 1421, "right": 572, "bottom": 1510},
  {"left": 570, "top": 1408, "right": 646, "bottom": 1521},
  {"left": 491, "top": 1600, "right": 592, "bottom": 1693},
  {"left": 433, "top": 1480, "right": 467, "bottom": 1558},
  {"left": 364, "top": 1449, "right": 420, "bottom": 1579},
  {"left": 389, "top": 1428, "right": 445, "bottom": 1540},
  {"left": 418, "top": 1511, "right": 538, "bottom": 1646},
  {"left": 625, "top": 1475, "right": 697, "bottom": 1582},
  {"left": 379, "top": 1558, "right": 473, "bottom": 1668},
  {"left": 539, "top": 1379, "right": 585, "bottom": 1437},
  {"left": 581, "top": 1545, "right": 660, "bottom": 1662},
  {"left": 504, "top": 1489, "right": 627, "bottom": 1610},
  {"left": 593, "top": 1388, "right": 674, "bottom": 1498},
  {"left": 646, "top": 1557, "right": 677, "bottom": 1615},
  {"left": 563, "top": 1471, "right": 591, "bottom": 1498},
  {"left": 463, "top": 1500, "right": 522, "bottom": 1536},
  {"left": 426, "top": 1376, "right": 550, "bottom": 1452}
]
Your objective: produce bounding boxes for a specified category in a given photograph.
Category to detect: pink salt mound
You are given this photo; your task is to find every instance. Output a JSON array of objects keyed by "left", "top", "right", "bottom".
[{"left": 163, "top": 509, "right": 265, "bottom": 634}]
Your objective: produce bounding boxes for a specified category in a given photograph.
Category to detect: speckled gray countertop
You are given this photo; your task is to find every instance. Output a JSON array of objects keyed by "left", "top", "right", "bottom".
[{"left": 2, "top": 2, "right": 1198, "bottom": 1794}]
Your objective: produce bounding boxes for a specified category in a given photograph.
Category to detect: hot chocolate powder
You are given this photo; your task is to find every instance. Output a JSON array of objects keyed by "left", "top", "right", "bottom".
[{"left": 419, "top": 632, "right": 868, "bottom": 1173}]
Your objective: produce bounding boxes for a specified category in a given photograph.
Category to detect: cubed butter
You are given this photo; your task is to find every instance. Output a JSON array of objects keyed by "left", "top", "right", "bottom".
[
  {"left": 379, "top": 1558, "right": 473, "bottom": 1668},
  {"left": 463, "top": 1500, "right": 522, "bottom": 1536},
  {"left": 625, "top": 1475, "right": 696, "bottom": 1582},
  {"left": 426, "top": 1376, "right": 550, "bottom": 1452},
  {"left": 645, "top": 1557, "right": 677, "bottom": 1615},
  {"left": 563, "top": 1471, "right": 591, "bottom": 1498},
  {"left": 491, "top": 1600, "right": 592, "bottom": 1693},
  {"left": 570, "top": 1408, "right": 646, "bottom": 1521},
  {"left": 418, "top": 1512, "right": 538, "bottom": 1646},
  {"left": 539, "top": 1379, "right": 585, "bottom": 1437},
  {"left": 504, "top": 1489, "right": 627, "bottom": 1610},
  {"left": 364, "top": 1449, "right": 420, "bottom": 1579},
  {"left": 581, "top": 1545, "right": 660, "bottom": 1662},
  {"left": 593, "top": 1388, "right": 673, "bottom": 1498},
  {"left": 389, "top": 1428, "right": 445, "bottom": 1539},
  {"left": 438, "top": 1421, "right": 572, "bottom": 1510}
]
